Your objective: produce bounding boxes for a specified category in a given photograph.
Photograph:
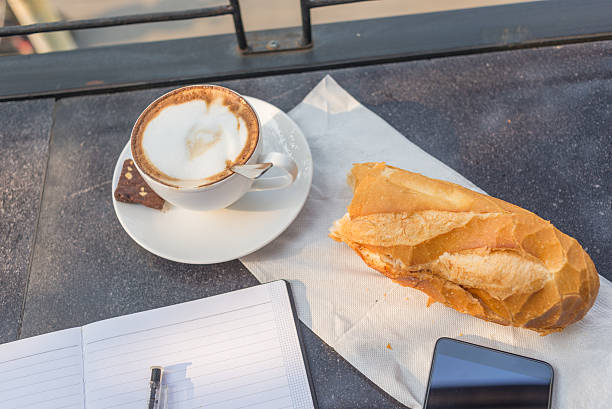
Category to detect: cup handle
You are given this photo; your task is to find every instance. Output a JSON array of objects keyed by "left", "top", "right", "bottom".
[{"left": 249, "top": 152, "right": 298, "bottom": 191}]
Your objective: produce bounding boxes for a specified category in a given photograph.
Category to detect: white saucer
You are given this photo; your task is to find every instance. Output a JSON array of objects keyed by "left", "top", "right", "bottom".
[{"left": 111, "top": 97, "right": 313, "bottom": 264}]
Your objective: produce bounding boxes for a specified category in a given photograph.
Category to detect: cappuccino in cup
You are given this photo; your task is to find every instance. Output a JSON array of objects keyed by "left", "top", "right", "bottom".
[
  {"left": 131, "top": 86, "right": 259, "bottom": 188},
  {"left": 130, "top": 85, "right": 298, "bottom": 211}
]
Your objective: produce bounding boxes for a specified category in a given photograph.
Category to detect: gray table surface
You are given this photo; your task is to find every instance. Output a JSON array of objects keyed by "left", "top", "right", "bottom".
[{"left": 1, "top": 40, "right": 611, "bottom": 409}]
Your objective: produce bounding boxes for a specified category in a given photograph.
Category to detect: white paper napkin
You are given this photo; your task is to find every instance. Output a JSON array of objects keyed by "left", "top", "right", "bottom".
[{"left": 241, "top": 75, "right": 612, "bottom": 409}]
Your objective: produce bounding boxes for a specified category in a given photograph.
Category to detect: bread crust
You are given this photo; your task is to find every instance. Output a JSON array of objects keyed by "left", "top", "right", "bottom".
[{"left": 330, "top": 163, "right": 599, "bottom": 334}]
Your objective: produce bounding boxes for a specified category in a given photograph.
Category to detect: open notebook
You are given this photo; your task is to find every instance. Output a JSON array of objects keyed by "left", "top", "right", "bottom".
[{"left": 0, "top": 281, "right": 317, "bottom": 409}]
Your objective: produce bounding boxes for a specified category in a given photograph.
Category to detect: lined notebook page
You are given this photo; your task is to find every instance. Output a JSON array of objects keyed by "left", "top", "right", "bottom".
[
  {"left": 82, "top": 281, "right": 315, "bottom": 409},
  {"left": 0, "top": 328, "right": 85, "bottom": 409}
]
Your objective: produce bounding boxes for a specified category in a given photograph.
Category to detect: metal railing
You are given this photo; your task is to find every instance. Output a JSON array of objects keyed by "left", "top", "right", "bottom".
[
  {"left": 301, "top": 0, "right": 371, "bottom": 45},
  {"left": 0, "top": 0, "right": 373, "bottom": 53},
  {"left": 2, "top": 0, "right": 611, "bottom": 101}
]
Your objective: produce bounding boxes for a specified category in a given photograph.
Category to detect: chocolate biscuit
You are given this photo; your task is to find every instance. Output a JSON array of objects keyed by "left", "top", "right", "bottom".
[{"left": 114, "top": 159, "right": 165, "bottom": 210}]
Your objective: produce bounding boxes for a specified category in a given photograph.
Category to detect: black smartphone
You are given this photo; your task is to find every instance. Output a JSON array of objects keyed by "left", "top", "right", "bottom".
[{"left": 423, "top": 337, "right": 553, "bottom": 409}]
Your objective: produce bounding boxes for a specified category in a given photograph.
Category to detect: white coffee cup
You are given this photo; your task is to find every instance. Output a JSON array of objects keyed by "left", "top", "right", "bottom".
[{"left": 130, "top": 85, "right": 298, "bottom": 211}]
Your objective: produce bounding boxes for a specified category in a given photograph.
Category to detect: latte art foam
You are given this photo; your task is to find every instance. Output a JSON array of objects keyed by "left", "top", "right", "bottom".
[
  {"left": 142, "top": 99, "right": 248, "bottom": 181},
  {"left": 131, "top": 85, "right": 259, "bottom": 188}
]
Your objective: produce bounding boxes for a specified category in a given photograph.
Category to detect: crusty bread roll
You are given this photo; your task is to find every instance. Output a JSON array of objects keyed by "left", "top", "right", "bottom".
[{"left": 330, "top": 162, "right": 599, "bottom": 334}]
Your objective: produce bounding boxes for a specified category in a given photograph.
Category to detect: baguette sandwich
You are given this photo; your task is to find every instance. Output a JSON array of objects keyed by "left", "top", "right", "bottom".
[{"left": 330, "top": 163, "right": 599, "bottom": 334}]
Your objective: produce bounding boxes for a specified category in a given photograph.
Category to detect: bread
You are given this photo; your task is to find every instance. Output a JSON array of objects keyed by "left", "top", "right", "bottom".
[{"left": 329, "top": 163, "right": 599, "bottom": 334}]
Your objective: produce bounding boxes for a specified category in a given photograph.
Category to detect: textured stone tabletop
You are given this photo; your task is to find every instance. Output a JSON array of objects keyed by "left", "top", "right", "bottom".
[{"left": 1, "top": 40, "right": 611, "bottom": 408}]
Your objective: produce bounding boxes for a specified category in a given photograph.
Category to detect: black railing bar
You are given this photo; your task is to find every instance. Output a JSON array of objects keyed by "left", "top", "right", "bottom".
[
  {"left": 307, "top": 0, "right": 376, "bottom": 8},
  {"left": 300, "top": 0, "right": 311, "bottom": 47},
  {"left": 300, "top": 0, "right": 374, "bottom": 46},
  {"left": 0, "top": 6, "right": 233, "bottom": 37},
  {"left": 228, "top": 0, "right": 247, "bottom": 50}
]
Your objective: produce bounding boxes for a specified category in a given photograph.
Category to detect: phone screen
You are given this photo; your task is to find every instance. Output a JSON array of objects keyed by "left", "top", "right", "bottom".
[{"left": 424, "top": 338, "right": 553, "bottom": 409}]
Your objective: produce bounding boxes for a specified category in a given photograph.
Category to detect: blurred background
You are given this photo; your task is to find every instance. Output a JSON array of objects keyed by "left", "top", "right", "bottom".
[{"left": 0, "top": 0, "right": 533, "bottom": 55}]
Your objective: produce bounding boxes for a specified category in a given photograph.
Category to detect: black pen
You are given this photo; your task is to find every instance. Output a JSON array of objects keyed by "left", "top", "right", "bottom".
[{"left": 148, "top": 366, "right": 164, "bottom": 409}]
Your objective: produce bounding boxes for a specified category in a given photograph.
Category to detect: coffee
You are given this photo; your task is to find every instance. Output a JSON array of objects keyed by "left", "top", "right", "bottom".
[{"left": 131, "top": 85, "right": 259, "bottom": 188}]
